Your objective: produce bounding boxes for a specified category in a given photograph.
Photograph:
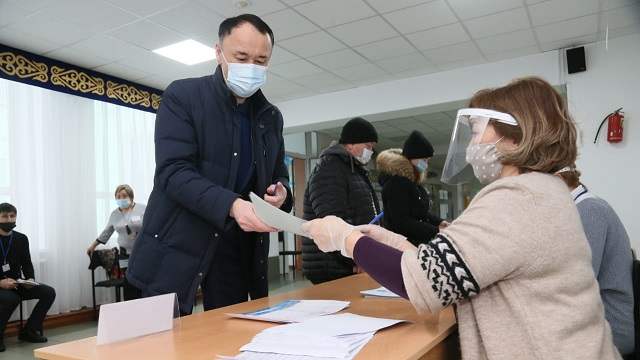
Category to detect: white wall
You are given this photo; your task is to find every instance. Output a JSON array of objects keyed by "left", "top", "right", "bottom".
[
  {"left": 567, "top": 33, "right": 640, "bottom": 251},
  {"left": 284, "top": 133, "right": 306, "bottom": 156}
]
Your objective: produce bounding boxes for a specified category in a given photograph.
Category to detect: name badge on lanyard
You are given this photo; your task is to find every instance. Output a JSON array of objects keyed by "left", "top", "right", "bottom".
[{"left": 1, "top": 233, "right": 13, "bottom": 273}]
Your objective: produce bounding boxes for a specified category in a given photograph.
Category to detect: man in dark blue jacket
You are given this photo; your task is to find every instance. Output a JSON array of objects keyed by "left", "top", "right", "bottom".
[{"left": 126, "top": 14, "right": 292, "bottom": 314}]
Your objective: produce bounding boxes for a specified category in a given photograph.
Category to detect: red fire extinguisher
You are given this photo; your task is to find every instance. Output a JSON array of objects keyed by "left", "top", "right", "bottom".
[{"left": 594, "top": 107, "right": 624, "bottom": 144}]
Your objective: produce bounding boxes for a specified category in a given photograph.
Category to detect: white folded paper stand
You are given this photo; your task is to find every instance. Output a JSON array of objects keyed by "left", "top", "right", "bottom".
[{"left": 97, "top": 293, "right": 178, "bottom": 345}]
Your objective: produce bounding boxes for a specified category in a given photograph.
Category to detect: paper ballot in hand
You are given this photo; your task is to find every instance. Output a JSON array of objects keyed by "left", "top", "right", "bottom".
[{"left": 249, "top": 192, "right": 307, "bottom": 236}]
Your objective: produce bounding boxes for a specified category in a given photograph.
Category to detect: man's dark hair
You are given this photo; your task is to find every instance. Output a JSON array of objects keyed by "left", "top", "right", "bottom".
[
  {"left": 218, "top": 14, "right": 274, "bottom": 45},
  {"left": 0, "top": 203, "right": 17, "bottom": 215}
]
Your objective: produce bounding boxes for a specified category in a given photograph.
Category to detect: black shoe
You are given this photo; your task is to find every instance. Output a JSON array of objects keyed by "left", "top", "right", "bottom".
[
  {"left": 18, "top": 329, "right": 47, "bottom": 343},
  {"left": 0, "top": 338, "right": 5, "bottom": 352}
]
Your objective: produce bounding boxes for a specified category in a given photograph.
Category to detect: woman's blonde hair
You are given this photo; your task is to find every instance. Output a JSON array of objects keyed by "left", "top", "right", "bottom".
[
  {"left": 114, "top": 184, "right": 134, "bottom": 200},
  {"left": 469, "top": 77, "right": 577, "bottom": 173}
]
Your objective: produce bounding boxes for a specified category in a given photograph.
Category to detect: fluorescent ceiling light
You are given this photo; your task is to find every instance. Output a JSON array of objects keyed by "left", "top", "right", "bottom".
[{"left": 153, "top": 39, "right": 216, "bottom": 65}]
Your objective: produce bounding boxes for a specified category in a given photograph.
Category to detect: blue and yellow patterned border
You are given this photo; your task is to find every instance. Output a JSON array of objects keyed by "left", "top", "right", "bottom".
[{"left": 0, "top": 43, "right": 163, "bottom": 113}]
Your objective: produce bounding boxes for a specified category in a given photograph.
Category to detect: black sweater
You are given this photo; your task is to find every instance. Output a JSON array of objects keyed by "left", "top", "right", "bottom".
[{"left": 0, "top": 231, "right": 35, "bottom": 280}]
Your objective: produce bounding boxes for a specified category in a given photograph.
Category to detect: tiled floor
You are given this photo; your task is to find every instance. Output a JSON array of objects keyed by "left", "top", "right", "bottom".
[
  {"left": 2, "top": 271, "right": 311, "bottom": 359},
  {"left": 2, "top": 322, "right": 98, "bottom": 359}
]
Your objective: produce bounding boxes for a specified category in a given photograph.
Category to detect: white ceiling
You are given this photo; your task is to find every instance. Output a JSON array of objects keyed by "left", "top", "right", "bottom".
[{"left": 1, "top": 0, "right": 638, "bottom": 103}]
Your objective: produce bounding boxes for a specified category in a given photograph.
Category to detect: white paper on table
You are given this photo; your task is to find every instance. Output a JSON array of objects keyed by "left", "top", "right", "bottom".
[
  {"left": 227, "top": 300, "right": 349, "bottom": 323},
  {"left": 97, "top": 293, "right": 176, "bottom": 345},
  {"left": 250, "top": 192, "right": 307, "bottom": 235},
  {"left": 261, "top": 313, "right": 406, "bottom": 337},
  {"left": 227, "top": 314, "right": 400, "bottom": 360},
  {"left": 222, "top": 337, "right": 372, "bottom": 360},
  {"left": 360, "top": 286, "right": 401, "bottom": 298},
  {"left": 239, "top": 332, "right": 374, "bottom": 359}
]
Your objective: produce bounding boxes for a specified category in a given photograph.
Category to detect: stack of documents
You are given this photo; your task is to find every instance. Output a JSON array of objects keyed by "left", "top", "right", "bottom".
[
  {"left": 227, "top": 300, "right": 350, "bottom": 323},
  {"left": 359, "top": 287, "right": 401, "bottom": 299},
  {"left": 221, "top": 313, "right": 405, "bottom": 360}
]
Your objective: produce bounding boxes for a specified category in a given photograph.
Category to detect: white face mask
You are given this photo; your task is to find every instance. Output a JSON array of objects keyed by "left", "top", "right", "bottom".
[
  {"left": 116, "top": 198, "right": 131, "bottom": 209},
  {"left": 220, "top": 50, "right": 267, "bottom": 98},
  {"left": 356, "top": 148, "right": 373, "bottom": 165},
  {"left": 465, "top": 139, "right": 503, "bottom": 184}
]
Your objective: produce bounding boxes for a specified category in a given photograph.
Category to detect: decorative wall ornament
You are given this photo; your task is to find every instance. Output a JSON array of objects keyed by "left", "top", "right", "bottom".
[
  {"left": 51, "top": 66, "right": 105, "bottom": 95},
  {"left": 0, "top": 43, "right": 163, "bottom": 113},
  {"left": 0, "top": 52, "right": 48, "bottom": 82},
  {"left": 151, "top": 93, "right": 162, "bottom": 110},
  {"left": 107, "top": 81, "right": 151, "bottom": 107}
]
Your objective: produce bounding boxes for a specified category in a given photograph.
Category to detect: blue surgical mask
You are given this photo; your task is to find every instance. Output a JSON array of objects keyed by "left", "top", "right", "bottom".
[
  {"left": 220, "top": 51, "right": 267, "bottom": 98},
  {"left": 415, "top": 159, "right": 428, "bottom": 173},
  {"left": 116, "top": 199, "right": 131, "bottom": 209}
]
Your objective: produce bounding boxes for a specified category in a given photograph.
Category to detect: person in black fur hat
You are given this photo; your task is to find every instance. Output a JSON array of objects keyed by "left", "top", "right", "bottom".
[{"left": 376, "top": 130, "right": 449, "bottom": 246}]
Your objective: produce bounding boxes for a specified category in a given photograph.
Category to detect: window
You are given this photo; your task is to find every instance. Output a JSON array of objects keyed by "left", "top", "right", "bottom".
[
  {"left": 93, "top": 101, "right": 156, "bottom": 245},
  {"left": 0, "top": 80, "right": 10, "bottom": 203}
]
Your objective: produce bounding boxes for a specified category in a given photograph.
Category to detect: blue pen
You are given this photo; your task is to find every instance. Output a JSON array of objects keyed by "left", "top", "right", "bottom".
[{"left": 369, "top": 211, "right": 384, "bottom": 224}]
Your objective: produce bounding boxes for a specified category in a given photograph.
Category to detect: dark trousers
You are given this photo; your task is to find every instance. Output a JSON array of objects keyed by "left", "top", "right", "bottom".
[
  {"left": 201, "top": 229, "right": 265, "bottom": 311},
  {"left": 122, "top": 277, "right": 141, "bottom": 301},
  {"left": 0, "top": 283, "right": 56, "bottom": 337}
]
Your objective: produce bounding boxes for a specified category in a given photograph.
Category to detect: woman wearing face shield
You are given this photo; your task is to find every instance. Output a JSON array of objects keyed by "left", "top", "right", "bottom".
[
  {"left": 303, "top": 77, "right": 621, "bottom": 359},
  {"left": 376, "top": 131, "right": 449, "bottom": 246}
]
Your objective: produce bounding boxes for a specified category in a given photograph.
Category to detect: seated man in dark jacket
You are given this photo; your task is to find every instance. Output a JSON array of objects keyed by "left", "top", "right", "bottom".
[
  {"left": 0, "top": 203, "right": 56, "bottom": 352},
  {"left": 302, "top": 118, "right": 381, "bottom": 284},
  {"left": 376, "top": 131, "right": 448, "bottom": 246}
]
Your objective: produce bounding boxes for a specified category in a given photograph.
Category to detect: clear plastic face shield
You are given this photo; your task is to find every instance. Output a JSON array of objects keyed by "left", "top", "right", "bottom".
[{"left": 441, "top": 108, "right": 518, "bottom": 184}]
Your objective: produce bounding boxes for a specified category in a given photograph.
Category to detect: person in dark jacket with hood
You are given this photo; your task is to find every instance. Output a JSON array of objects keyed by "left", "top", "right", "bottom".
[
  {"left": 377, "top": 131, "right": 448, "bottom": 246},
  {"left": 126, "top": 14, "right": 292, "bottom": 315},
  {"left": 302, "top": 118, "right": 381, "bottom": 284}
]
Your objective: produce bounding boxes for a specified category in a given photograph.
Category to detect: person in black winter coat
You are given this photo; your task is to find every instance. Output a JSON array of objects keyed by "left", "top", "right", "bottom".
[
  {"left": 377, "top": 131, "right": 449, "bottom": 246},
  {"left": 302, "top": 118, "right": 381, "bottom": 284},
  {"left": 126, "top": 15, "right": 293, "bottom": 315}
]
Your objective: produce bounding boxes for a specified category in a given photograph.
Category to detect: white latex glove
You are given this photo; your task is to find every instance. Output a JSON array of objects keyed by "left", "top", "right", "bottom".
[
  {"left": 301, "top": 216, "right": 355, "bottom": 257},
  {"left": 354, "top": 225, "right": 416, "bottom": 252}
]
